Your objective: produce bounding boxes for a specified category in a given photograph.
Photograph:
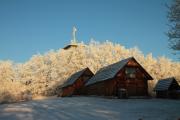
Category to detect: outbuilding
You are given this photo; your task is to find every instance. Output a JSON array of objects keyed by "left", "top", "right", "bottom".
[
  {"left": 58, "top": 67, "right": 94, "bottom": 97},
  {"left": 85, "top": 57, "right": 153, "bottom": 98},
  {"left": 63, "top": 44, "right": 78, "bottom": 50},
  {"left": 154, "top": 77, "right": 180, "bottom": 99}
]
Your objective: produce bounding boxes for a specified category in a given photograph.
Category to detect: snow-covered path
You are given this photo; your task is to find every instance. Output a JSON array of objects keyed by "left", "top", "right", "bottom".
[{"left": 0, "top": 97, "right": 180, "bottom": 120}]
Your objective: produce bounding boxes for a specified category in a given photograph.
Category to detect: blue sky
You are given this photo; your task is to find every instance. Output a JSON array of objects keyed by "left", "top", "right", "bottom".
[{"left": 0, "top": 0, "right": 174, "bottom": 63}]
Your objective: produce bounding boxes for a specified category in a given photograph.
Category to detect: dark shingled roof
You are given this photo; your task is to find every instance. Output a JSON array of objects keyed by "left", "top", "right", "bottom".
[
  {"left": 63, "top": 44, "right": 78, "bottom": 50},
  {"left": 62, "top": 68, "right": 89, "bottom": 88},
  {"left": 86, "top": 57, "right": 153, "bottom": 86},
  {"left": 154, "top": 77, "right": 179, "bottom": 91}
]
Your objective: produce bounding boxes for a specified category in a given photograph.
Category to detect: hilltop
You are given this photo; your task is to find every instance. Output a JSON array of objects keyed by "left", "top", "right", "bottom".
[{"left": 0, "top": 40, "right": 180, "bottom": 103}]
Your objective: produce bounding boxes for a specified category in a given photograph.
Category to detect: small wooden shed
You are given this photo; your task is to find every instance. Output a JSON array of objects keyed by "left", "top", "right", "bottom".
[
  {"left": 154, "top": 77, "right": 180, "bottom": 99},
  {"left": 85, "top": 57, "right": 153, "bottom": 97},
  {"left": 58, "top": 67, "right": 94, "bottom": 97}
]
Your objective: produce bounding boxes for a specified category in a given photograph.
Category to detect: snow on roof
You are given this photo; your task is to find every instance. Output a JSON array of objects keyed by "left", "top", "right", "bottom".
[
  {"left": 85, "top": 57, "right": 133, "bottom": 86},
  {"left": 86, "top": 57, "right": 153, "bottom": 86},
  {"left": 62, "top": 68, "right": 89, "bottom": 88}
]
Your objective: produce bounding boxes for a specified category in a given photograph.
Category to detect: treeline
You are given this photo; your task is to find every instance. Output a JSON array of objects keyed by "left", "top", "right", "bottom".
[{"left": 0, "top": 40, "right": 180, "bottom": 103}]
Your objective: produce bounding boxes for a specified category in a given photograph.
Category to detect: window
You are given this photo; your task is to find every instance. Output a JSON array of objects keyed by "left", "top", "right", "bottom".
[{"left": 125, "top": 67, "right": 136, "bottom": 79}]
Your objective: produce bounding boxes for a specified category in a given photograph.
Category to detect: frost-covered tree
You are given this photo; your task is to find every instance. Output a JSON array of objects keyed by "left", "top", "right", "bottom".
[
  {"left": 0, "top": 61, "right": 15, "bottom": 82},
  {"left": 0, "top": 40, "right": 180, "bottom": 100}
]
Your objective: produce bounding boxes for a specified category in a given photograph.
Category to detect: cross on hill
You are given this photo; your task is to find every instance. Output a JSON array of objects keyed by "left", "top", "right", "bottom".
[{"left": 71, "top": 26, "right": 77, "bottom": 44}]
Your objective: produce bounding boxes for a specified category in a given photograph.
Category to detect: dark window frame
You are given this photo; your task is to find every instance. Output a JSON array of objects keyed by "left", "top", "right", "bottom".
[{"left": 125, "top": 67, "right": 136, "bottom": 79}]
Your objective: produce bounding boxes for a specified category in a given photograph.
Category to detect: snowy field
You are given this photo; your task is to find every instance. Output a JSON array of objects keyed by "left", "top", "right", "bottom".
[{"left": 0, "top": 97, "right": 180, "bottom": 120}]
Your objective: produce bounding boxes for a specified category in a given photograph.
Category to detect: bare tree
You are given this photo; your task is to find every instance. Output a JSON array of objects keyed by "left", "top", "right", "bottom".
[{"left": 167, "top": 0, "right": 180, "bottom": 57}]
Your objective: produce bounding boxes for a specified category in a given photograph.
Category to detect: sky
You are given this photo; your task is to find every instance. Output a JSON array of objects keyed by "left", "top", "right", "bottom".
[{"left": 0, "top": 0, "right": 174, "bottom": 63}]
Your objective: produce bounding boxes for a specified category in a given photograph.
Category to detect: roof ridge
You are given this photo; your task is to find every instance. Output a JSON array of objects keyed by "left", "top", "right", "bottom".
[
  {"left": 61, "top": 67, "right": 89, "bottom": 88},
  {"left": 154, "top": 77, "right": 178, "bottom": 91},
  {"left": 86, "top": 57, "right": 133, "bottom": 86}
]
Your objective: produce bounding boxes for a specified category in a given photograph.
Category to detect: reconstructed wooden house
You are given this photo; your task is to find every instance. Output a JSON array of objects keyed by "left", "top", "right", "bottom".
[
  {"left": 154, "top": 77, "right": 180, "bottom": 99},
  {"left": 58, "top": 67, "right": 94, "bottom": 97},
  {"left": 85, "top": 57, "right": 153, "bottom": 97}
]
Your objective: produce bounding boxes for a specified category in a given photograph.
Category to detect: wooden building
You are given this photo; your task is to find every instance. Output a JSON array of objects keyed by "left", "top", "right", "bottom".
[
  {"left": 154, "top": 77, "right": 180, "bottom": 99},
  {"left": 58, "top": 67, "right": 94, "bottom": 97},
  {"left": 85, "top": 57, "right": 153, "bottom": 97},
  {"left": 63, "top": 44, "right": 78, "bottom": 50},
  {"left": 63, "top": 44, "right": 86, "bottom": 50}
]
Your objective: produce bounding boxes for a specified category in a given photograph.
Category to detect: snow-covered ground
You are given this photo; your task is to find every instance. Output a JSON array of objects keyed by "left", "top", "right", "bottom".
[{"left": 0, "top": 97, "right": 180, "bottom": 120}]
